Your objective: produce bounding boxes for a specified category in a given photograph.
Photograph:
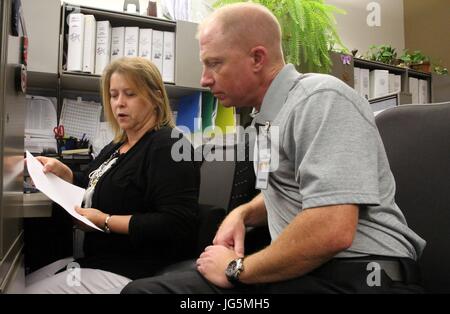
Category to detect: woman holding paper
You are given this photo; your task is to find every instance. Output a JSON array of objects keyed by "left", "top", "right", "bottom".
[{"left": 25, "top": 57, "right": 199, "bottom": 293}]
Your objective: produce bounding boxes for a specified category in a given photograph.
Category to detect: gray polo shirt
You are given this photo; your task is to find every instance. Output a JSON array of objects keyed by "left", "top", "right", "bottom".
[{"left": 252, "top": 64, "right": 426, "bottom": 260}]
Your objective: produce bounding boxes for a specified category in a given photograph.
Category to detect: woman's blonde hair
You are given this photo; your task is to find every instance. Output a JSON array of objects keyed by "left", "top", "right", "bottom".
[{"left": 101, "top": 57, "right": 175, "bottom": 143}]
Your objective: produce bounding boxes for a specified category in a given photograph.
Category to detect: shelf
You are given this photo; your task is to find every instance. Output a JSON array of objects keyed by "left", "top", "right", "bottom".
[
  {"left": 354, "top": 58, "right": 406, "bottom": 75},
  {"left": 61, "top": 72, "right": 102, "bottom": 92},
  {"left": 64, "top": 3, "right": 175, "bottom": 31},
  {"left": 59, "top": 3, "right": 204, "bottom": 96},
  {"left": 406, "top": 68, "right": 432, "bottom": 79},
  {"left": 165, "top": 84, "right": 208, "bottom": 99},
  {"left": 60, "top": 71, "right": 207, "bottom": 99},
  {"left": 23, "top": 192, "right": 52, "bottom": 218},
  {"left": 27, "top": 71, "right": 58, "bottom": 90}
]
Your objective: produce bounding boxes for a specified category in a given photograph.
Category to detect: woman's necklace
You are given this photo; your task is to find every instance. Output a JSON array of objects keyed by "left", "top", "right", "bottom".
[{"left": 87, "top": 144, "right": 122, "bottom": 188}]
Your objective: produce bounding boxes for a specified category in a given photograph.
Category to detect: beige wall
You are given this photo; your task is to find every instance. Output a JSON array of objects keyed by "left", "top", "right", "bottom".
[
  {"left": 404, "top": 0, "right": 450, "bottom": 69},
  {"left": 326, "top": 0, "right": 405, "bottom": 56}
]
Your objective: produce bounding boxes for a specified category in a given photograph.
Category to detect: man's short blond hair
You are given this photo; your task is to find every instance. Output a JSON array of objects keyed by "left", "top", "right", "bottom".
[{"left": 198, "top": 3, "right": 283, "bottom": 59}]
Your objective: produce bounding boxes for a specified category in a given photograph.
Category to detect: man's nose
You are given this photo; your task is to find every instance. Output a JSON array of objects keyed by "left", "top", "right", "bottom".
[{"left": 200, "top": 69, "right": 214, "bottom": 88}]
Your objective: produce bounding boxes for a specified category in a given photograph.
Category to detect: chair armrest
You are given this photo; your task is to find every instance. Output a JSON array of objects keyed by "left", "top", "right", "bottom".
[{"left": 196, "top": 204, "right": 226, "bottom": 255}]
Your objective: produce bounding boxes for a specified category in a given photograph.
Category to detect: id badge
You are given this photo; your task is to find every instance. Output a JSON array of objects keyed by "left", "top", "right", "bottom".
[{"left": 256, "top": 148, "right": 271, "bottom": 190}]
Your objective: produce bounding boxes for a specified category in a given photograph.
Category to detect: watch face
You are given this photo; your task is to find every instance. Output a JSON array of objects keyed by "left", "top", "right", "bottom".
[{"left": 226, "top": 260, "right": 238, "bottom": 278}]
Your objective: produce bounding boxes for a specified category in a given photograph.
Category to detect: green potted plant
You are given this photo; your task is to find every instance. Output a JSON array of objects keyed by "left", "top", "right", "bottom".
[
  {"left": 212, "top": 0, "right": 347, "bottom": 73},
  {"left": 400, "top": 50, "right": 431, "bottom": 73},
  {"left": 366, "top": 44, "right": 398, "bottom": 65},
  {"left": 433, "top": 64, "right": 448, "bottom": 75}
]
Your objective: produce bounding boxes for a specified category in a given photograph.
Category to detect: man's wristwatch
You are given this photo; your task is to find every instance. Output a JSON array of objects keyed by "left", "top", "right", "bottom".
[{"left": 225, "top": 257, "right": 245, "bottom": 286}]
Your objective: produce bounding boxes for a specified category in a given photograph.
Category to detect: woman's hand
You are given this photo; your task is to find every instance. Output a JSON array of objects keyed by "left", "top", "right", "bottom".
[
  {"left": 34, "top": 156, "right": 74, "bottom": 183},
  {"left": 75, "top": 206, "right": 108, "bottom": 232}
]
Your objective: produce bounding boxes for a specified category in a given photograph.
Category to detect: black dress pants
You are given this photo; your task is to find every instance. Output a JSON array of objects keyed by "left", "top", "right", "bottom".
[{"left": 121, "top": 256, "right": 424, "bottom": 294}]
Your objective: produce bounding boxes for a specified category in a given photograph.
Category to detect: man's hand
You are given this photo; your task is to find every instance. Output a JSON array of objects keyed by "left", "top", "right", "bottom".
[
  {"left": 75, "top": 206, "right": 108, "bottom": 232},
  {"left": 213, "top": 207, "right": 247, "bottom": 256},
  {"left": 196, "top": 245, "right": 239, "bottom": 289}
]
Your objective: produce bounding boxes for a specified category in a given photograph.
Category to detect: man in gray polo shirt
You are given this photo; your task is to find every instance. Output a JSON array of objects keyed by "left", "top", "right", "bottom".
[{"left": 123, "top": 3, "right": 426, "bottom": 294}]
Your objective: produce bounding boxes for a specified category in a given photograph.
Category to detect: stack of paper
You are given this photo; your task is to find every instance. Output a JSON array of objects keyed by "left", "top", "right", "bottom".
[{"left": 25, "top": 95, "right": 58, "bottom": 154}]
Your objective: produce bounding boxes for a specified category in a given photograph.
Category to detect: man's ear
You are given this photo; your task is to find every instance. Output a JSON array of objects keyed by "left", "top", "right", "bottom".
[{"left": 250, "top": 46, "right": 267, "bottom": 72}]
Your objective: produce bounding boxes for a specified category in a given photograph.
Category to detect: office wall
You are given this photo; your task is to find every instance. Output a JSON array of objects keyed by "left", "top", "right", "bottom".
[
  {"left": 404, "top": 0, "right": 450, "bottom": 69},
  {"left": 326, "top": 0, "right": 405, "bottom": 56}
]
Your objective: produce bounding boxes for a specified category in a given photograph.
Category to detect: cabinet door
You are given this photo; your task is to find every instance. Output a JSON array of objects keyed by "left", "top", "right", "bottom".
[
  {"left": 175, "top": 20, "right": 203, "bottom": 89},
  {"left": 22, "top": 0, "right": 60, "bottom": 74},
  {"left": 0, "top": 0, "right": 25, "bottom": 293}
]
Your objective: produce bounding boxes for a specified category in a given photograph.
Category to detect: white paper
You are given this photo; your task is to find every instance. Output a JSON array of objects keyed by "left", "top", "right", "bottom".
[{"left": 26, "top": 151, "right": 102, "bottom": 231}]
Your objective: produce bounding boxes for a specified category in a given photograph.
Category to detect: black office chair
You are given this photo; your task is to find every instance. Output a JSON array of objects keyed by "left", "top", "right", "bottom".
[
  {"left": 157, "top": 140, "right": 269, "bottom": 275},
  {"left": 375, "top": 102, "right": 450, "bottom": 293}
]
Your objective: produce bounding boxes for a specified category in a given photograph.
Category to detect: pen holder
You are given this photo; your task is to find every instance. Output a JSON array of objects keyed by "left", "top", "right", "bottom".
[
  {"left": 57, "top": 137, "right": 78, "bottom": 154},
  {"left": 77, "top": 137, "right": 90, "bottom": 149}
]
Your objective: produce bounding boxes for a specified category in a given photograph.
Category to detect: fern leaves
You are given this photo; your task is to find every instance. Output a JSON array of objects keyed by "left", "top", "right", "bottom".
[{"left": 212, "top": 0, "right": 347, "bottom": 73}]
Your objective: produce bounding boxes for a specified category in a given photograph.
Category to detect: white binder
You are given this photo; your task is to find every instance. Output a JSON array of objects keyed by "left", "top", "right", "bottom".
[
  {"left": 82, "top": 15, "right": 96, "bottom": 73},
  {"left": 353, "top": 67, "right": 361, "bottom": 96},
  {"left": 418, "top": 79, "right": 429, "bottom": 104},
  {"left": 162, "top": 31, "right": 175, "bottom": 83},
  {"left": 67, "top": 13, "right": 85, "bottom": 72},
  {"left": 409, "top": 77, "right": 419, "bottom": 104},
  {"left": 95, "top": 21, "right": 111, "bottom": 75},
  {"left": 389, "top": 74, "right": 401, "bottom": 94},
  {"left": 110, "top": 27, "right": 125, "bottom": 62},
  {"left": 152, "top": 30, "right": 164, "bottom": 75},
  {"left": 138, "top": 28, "right": 153, "bottom": 61},
  {"left": 124, "top": 27, "right": 139, "bottom": 57},
  {"left": 360, "top": 68, "right": 370, "bottom": 100},
  {"left": 369, "top": 70, "right": 389, "bottom": 99}
]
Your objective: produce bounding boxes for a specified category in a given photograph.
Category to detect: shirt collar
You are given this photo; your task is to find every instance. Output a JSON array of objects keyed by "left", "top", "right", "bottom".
[{"left": 252, "top": 64, "right": 300, "bottom": 125}]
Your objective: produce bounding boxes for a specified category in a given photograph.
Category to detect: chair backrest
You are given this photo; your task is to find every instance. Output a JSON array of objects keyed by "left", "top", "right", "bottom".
[
  {"left": 195, "top": 141, "right": 260, "bottom": 254},
  {"left": 198, "top": 144, "right": 236, "bottom": 211},
  {"left": 375, "top": 102, "right": 450, "bottom": 293}
]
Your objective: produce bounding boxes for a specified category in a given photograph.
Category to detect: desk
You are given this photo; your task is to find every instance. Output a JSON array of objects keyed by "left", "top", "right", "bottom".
[{"left": 23, "top": 193, "right": 52, "bottom": 218}]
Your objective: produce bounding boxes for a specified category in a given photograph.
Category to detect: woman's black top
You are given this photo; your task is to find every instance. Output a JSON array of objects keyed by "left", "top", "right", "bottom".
[{"left": 72, "top": 126, "right": 199, "bottom": 279}]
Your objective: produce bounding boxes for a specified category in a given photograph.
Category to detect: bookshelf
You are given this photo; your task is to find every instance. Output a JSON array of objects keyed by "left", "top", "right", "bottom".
[
  {"left": 330, "top": 52, "right": 432, "bottom": 105},
  {"left": 24, "top": 1, "right": 208, "bottom": 116},
  {"left": 58, "top": 3, "right": 207, "bottom": 103},
  {"left": 354, "top": 56, "right": 430, "bottom": 104}
]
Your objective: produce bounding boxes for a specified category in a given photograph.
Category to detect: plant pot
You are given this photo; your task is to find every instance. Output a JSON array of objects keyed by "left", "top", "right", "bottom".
[{"left": 410, "top": 62, "right": 431, "bottom": 73}]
